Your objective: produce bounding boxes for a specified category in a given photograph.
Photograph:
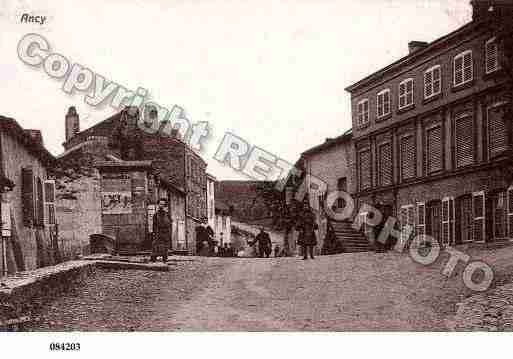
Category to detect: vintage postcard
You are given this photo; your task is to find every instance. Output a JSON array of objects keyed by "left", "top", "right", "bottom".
[{"left": 0, "top": 0, "right": 512, "bottom": 357}]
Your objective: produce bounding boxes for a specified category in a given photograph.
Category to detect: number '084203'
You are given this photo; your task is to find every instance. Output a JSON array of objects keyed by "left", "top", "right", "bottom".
[{"left": 49, "top": 343, "right": 80, "bottom": 351}]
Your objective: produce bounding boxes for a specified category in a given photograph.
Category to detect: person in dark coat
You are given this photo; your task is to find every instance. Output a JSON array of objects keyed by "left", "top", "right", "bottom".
[
  {"left": 251, "top": 228, "right": 272, "bottom": 258},
  {"left": 151, "top": 199, "right": 172, "bottom": 262},
  {"left": 296, "top": 207, "right": 318, "bottom": 260}
]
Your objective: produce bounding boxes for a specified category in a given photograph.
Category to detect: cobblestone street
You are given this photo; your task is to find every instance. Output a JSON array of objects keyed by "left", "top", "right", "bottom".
[{"left": 25, "top": 247, "right": 513, "bottom": 331}]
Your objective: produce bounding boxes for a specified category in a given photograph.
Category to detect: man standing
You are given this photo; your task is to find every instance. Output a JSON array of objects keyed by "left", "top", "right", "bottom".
[
  {"left": 151, "top": 199, "right": 172, "bottom": 262},
  {"left": 252, "top": 227, "right": 272, "bottom": 258},
  {"left": 297, "top": 207, "right": 318, "bottom": 260}
]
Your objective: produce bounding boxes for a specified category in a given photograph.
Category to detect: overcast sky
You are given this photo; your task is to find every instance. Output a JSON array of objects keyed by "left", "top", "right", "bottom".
[{"left": 1, "top": 0, "right": 471, "bottom": 180}]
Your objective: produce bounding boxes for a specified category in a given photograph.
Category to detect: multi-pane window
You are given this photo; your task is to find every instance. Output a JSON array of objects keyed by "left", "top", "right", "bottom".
[
  {"left": 424, "top": 65, "right": 441, "bottom": 99},
  {"left": 488, "top": 102, "right": 509, "bottom": 158},
  {"left": 426, "top": 125, "right": 443, "bottom": 174},
  {"left": 485, "top": 37, "right": 500, "bottom": 74},
  {"left": 399, "top": 78, "right": 414, "bottom": 109},
  {"left": 454, "top": 113, "right": 474, "bottom": 168},
  {"left": 377, "top": 89, "right": 391, "bottom": 118},
  {"left": 453, "top": 50, "right": 473, "bottom": 87},
  {"left": 377, "top": 142, "right": 393, "bottom": 187},
  {"left": 472, "top": 191, "right": 485, "bottom": 242},
  {"left": 416, "top": 202, "right": 426, "bottom": 239},
  {"left": 400, "top": 135, "right": 416, "bottom": 180},
  {"left": 357, "top": 99, "right": 370, "bottom": 127},
  {"left": 358, "top": 148, "right": 371, "bottom": 191}
]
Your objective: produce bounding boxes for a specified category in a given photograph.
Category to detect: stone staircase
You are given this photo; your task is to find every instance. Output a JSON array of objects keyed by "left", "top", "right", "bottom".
[{"left": 330, "top": 220, "right": 372, "bottom": 253}]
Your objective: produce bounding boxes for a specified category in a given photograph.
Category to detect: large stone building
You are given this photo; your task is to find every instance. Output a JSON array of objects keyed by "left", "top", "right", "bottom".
[
  {"left": 345, "top": 0, "right": 513, "bottom": 247},
  {"left": 57, "top": 106, "right": 207, "bottom": 254}
]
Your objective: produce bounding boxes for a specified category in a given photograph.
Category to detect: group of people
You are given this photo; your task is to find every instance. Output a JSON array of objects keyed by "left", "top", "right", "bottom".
[{"left": 195, "top": 222, "right": 238, "bottom": 257}]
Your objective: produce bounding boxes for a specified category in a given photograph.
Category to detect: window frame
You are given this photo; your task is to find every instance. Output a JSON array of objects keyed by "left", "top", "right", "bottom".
[
  {"left": 487, "top": 100, "right": 509, "bottom": 159},
  {"left": 472, "top": 191, "right": 486, "bottom": 243},
  {"left": 398, "top": 78, "right": 414, "bottom": 109},
  {"left": 399, "top": 133, "right": 416, "bottom": 181},
  {"left": 376, "top": 89, "right": 391, "bottom": 118},
  {"left": 424, "top": 65, "right": 442, "bottom": 99},
  {"left": 425, "top": 124, "right": 444, "bottom": 175},
  {"left": 377, "top": 141, "right": 393, "bottom": 187},
  {"left": 441, "top": 196, "right": 455, "bottom": 247},
  {"left": 453, "top": 50, "right": 473, "bottom": 87},
  {"left": 357, "top": 99, "right": 370, "bottom": 128},
  {"left": 400, "top": 204, "right": 415, "bottom": 247},
  {"left": 454, "top": 112, "right": 475, "bottom": 168},
  {"left": 485, "top": 37, "right": 500, "bottom": 75},
  {"left": 357, "top": 147, "right": 372, "bottom": 191}
]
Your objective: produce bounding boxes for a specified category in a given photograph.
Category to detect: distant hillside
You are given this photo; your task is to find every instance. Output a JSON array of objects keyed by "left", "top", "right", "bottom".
[{"left": 215, "top": 180, "right": 271, "bottom": 222}]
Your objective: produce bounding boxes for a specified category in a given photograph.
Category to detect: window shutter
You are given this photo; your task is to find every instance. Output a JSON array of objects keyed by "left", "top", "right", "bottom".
[
  {"left": 424, "top": 71, "right": 433, "bottom": 98},
  {"left": 44, "top": 180, "right": 56, "bottom": 225},
  {"left": 384, "top": 91, "right": 390, "bottom": 115},
  {"left": 441, "top": 198, "right": 455, "bottom": 246},
  {"left": 416, "top": 202, "right": 426, "bottom": 241},
  {"left": 433, "top": 67, "right": 441, "bottom": 94},
  {"left": 378, "top": 142, "right": 392, "bottom": 186},
  {"left": 473, "top": 192, "right": 485, "bottom": 242},
  {"left": 508, "top": 187, "right": 513, "bottom": 238},
  {"left": 399, "top": 83, "right": 406, "bottom": 108},
  {"left": 427, "top": 126, "right": 443, "bottom": 173},
  {"left": 454, "top": 56, "right": 464, "bottom": 85},
  {"left": 406, "top": 80, "right": 413, "bottom": 105},
  {"left": 463, "top": 52, "right": 473, "bottom": 83},
  {"left": 400, "top": 135, "right": 416, "bottom": 180},
  {"left": 455, "top": 114, "right": 474, "bottom": 168},
  {"left": 36, "top": 178, "right": 44, "bottom": 226},
  {"left": 21, "top": 167, "right": 34, "bottom": 227},
  {"left": 488, "top": 104, "right": 508, "bottom": 158},
  {"left": 486, "top": 39, "right": 499, "bottom": 74},
  {"left": 358, "top": 149, "right": 371, "bottom": 191}
]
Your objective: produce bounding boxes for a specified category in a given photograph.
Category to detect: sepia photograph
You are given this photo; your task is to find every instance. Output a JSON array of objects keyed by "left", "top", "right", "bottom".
[{"left": 1, "top": 0, "right": 512, "bottom": 357}]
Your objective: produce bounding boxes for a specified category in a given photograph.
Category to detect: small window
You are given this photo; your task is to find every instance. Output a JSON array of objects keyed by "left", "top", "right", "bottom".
[
  {"left": 485, "top": 37, "right": 500, "bottom": 74},
  {"left": 472, "top": 191, "right": 485, "bottom": 242},
  {"left": 377, "top": 89, "right": 391, "bottom": 118},
  {"left": 424, "top": 65, "right": 441, "bottom": 99},
  {"left": 453, "top": 50, "right": 473, "bottom": 87},
  {"left": 357, "top": 99, "right": 370, "bottom": 127},
  {"left": 399, "top": 78, "right": 414, "bottom": 109}
]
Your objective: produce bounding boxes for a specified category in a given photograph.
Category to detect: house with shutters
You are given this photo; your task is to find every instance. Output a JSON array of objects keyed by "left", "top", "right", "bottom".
[
  {"left": 0, "top": 115, "right": 57, "bottom": 275},
  {"left": 345, "top": 0, "right": 513, "bottom": 247}
]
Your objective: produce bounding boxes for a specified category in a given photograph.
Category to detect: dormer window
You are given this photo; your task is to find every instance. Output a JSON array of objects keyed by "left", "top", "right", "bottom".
[
  {"left": 399, "top": 78, "right": 414, "bottom": 109},
  {"left": 377, "top": 89, "right": 391, "bottom": 118},
  {"left": 454, "top": 50, "right": 473, "bottom": 86},
  {"left": 357, "top": 99, "right": 370, "bottom": 128}
]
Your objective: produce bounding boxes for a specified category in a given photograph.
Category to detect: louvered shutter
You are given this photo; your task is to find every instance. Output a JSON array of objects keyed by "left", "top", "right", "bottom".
[
  {"left": 406, "top": 80, "right": 413, "bottom": 105},
  {"left": 454, "top": 56, "right": 464, "bottom": 85},
  {"left": 44, "top": 180, "right": 56, "bottom": 225},
  {"left": 417, "top": 202, "right": 426, "bottom": 239},
  {"left": 358, "top": 149, "right": 371, "bottom": 190},
  {"left": 377, "top": 94, "right": 383, "bottom": 117},
  {"left": 455, "top": 115, "right": 474, "bottom": 168},
  {"left": 508, "top": 187, "right": 513, "bottom": 238},
  {"left": 427, "top": 126, "right": 443, "bottom": 173},
  {"left": 424, "top": 71, "right": 433, "bottom": 98},
  {"left": 384, "top": 91, "right": 390, "bottom": 115},
  {"left": 488, "top": 104, "right": 508, "bottom": 158},
  {"left": 473, "top": 192, "right": 485, "bottom": 242},
  {"left": 400, "top": 135, "right": 415, "bottom": 180},
  {"left": 378, "top": 142, "right": 392, "bottom": 186},
  {"left": 433, "top": 66, "right": 441, "bottom": 94},
  {"left": 36, "top": 178, "right": 44, "bottom": 226},
  {"left": 463, "top": 52, "right": 473, "bottom": 83},
  {"left": 486, "top": 39, "right": 499, "bottom": 74},
  {"left": 441, "top": 198, "right": 455, "bottom": 246},
  {"left": 399, "top": 83, "right": 406, "bottom": 108},
  {"left": 22, "top": 167, "right": 35, "bottom": 227}
]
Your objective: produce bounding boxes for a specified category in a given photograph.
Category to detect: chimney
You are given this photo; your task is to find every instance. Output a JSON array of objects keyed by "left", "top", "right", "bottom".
[
  {"left": 471, "top": 0, "right": 513, "bottom": 21},
  {"left": 65, "top": 106, "right": 80, "bottom": 141},
  {"left": 408, "top": 41, "right": 429, "bottom": 54}
]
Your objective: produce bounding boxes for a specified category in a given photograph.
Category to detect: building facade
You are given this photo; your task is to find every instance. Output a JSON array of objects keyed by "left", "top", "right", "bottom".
[
  {"left": 346, "top": 1, "right": 513, "bottom": 247},
  {"left": 206, "top": 173, "right": 216, "bottom": 229}
]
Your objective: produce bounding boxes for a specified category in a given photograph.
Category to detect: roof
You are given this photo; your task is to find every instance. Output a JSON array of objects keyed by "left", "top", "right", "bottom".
[
  {"left": 95, "top": 160, "right": 153, "bottom": 169},
  {"left": 345, "top": 21, "right": 479, "bottom": 93},
  {"left": 206, "top": 172, "right": 217, "bottom": 181},
  {"left": 0, "top": 115, "right": 55, "bottom": 166},
  {"left": 301, "top": 128, "right": 352, "bottom": 157}
]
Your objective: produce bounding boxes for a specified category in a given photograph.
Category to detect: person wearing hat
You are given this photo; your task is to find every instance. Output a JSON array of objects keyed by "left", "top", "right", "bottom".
[
  {"left": 250, "top": 227, "right": 272, "bottom": 258},
  {"left": 296, "top": 206, "right": 319, "bottom": 260},
  {"left": 151, "top": 198, "right": 172, "bottom": 262}
]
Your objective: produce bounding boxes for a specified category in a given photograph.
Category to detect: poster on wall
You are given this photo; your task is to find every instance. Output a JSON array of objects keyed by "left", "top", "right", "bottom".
[{"left": 102, "top": 191, "right": 133, "bottom": 214}]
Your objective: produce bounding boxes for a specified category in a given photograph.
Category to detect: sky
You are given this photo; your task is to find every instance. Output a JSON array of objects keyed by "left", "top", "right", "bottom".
[{"left": 0, "top": 0, "right": 471, "bottom": 180}]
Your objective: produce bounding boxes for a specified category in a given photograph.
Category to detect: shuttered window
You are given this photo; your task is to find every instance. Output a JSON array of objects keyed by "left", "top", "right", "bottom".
[
  {"left": 416, "top": 202, "right": 426, "bottom": 246},
  {"left": 485, "top": 37, "right": 500, "bottom": 74},
  {"left": 44, "top": 180, "right": 56, "bottom": 225},
  {"left": 426, "top": 126, "right": 443, "bottom": 174},
  {"left": 399, "top": 78, "right": 414, "bottom": 109},
  {"left": 454, "top": 50, "right": 473, "bottom": 87},
  {"left": 441, "top": 197, "right": 455, "bottom": 247},
  {"left": 36, "top": 177, "right": 44, "bottom": 227},
  {"left": 400, "top": 135, "right": 416, "bottom": 180},
  {"left": 473, "top": 191, "right": 485, "bottom": 242},
  {"left": 488, "top": 103, "right": 508, "bottom": 158},
  {"left": 424, "top": 65, "right": 441, "bottom": 99},
  {"left": 378, "top": 142, "right": 393, "bottom": 187},
  {"left": 21, "top": 167, "right": 34, "bottom": 227},
  {"left": 377, "top": 89, "right": 391, "bottom": 118},
  {"left": 455, "top": 114, "right": 474, "bottom": 168},
  {"left": 400, "top": 205, "right": 415, "bottom": 247},
  {"left": 358, "top": 149, "right": 371, "bottom": 191},
  {"left": 357, "top": 99, "right": 370, "bottom": 128}
]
